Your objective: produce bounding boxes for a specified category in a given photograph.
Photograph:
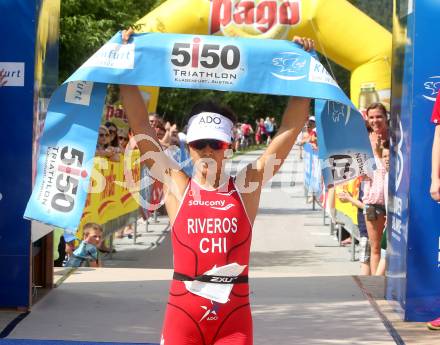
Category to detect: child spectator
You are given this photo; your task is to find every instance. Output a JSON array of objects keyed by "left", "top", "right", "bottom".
[
  {"left": 338, "top": 179, "right": 370, "bottom": 275},
  {"left": 64, "top": 223, "right": 103, "bottom": 268}
]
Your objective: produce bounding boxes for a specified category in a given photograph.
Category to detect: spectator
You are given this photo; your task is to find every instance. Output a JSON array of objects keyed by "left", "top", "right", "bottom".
[
  {"left": 338, "top": 179, "right": 370, "bottom": 275},
  {"left": 255, "top": 119, "right": 261, "bottom": 145},
  {"left": 427, "top": 92, "right": 440, "bottom": 331},
  {"left": 155, "top": 120, "right": 167, "bottom": 142},
  {"left": 240, "top": 121, "right": 253, "bottom": 149},
  {"left": 255, "top": 118, "right": 266, "bottom": 145},
  {"left": 96, "top": 125, "right": 110, "bottom": 154},
  {"left": 64, "top": 223, "right": 103, "bottom": 268},
  {"left": 362, "top": 102, "right": 389, "bottom": 275},
  {"left": 264, "top": 116, "right": 274, "bottom": 144},
  {"left": 233, "top": 123, "right": 242, "bottom": 152},
  {"left": 165, "top": 124, "right": 182, "bottom": 162},
  {"left": 299, "top": 116, "right": 318, "bottom": 150},
  {"left": 170, "top": 125, "right": 180, "bottom": 145},
  {"left": 259, "top": 118, "right": 267, "bottom": 143},
  {"left": 375, "top": 140, "right": 390, "bottom": 276},
  {"left": 96, "top": 125, "right": 120, "bottom": 162},
  {"left": 149, "top": 113, "right": 160, "bottom": 128},
  {"left": 105, "top": 121, "right": 120, "bottom": 150},
  {"left": 295, "top": 125, "right": 306, "bottom": 159},
  {"left": 271, "top": 117, "right": 278, "bottom": 136},
  {"left": 118, "top": 128, "right": 129, "bottom": 151}
]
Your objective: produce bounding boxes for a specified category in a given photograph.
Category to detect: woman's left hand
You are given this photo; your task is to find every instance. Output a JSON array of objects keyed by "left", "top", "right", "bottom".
[{"left": 292, "top": 36, "right": 315, "bottom": 52}]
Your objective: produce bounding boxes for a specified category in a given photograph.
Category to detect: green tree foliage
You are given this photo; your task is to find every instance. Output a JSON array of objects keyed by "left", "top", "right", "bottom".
[
  {"left": 157, "top": 88, "right": 288, "bottom": 126},
  {"left": 349, "top": 0, "right": 392, "bottom": 31},
  {"left": 59, "top": 0, "right": 156, "bottom": 82},
  {"left": 321, "top": 0, "right": 392, "bottom": 97}
]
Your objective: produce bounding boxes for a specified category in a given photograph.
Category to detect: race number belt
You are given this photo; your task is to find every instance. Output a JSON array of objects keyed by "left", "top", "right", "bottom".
[{"left": 173, "top": 271, "right": 248, "bottom": 284}]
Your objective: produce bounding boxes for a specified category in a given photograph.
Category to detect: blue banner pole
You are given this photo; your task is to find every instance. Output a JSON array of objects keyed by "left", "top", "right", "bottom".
[{"left": 386, "top": 0, "right": 440, "bottom": 321}]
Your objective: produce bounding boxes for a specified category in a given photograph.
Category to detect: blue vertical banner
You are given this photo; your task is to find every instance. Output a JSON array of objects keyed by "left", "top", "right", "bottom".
[
  {"left": 303, "top": 143, "right": 313, "bottom": 191},
  {"left": 303, "top": 143, "right": 322, "bottom": 198},
  {"left": 315, "top": 99, "right": 373, "bottom": 187},
  {"left": 386, "top": 0, "right": 440, "bottom": 321},
  {"left": 0, "top": 0, "right": 60, "bottom": 308}
]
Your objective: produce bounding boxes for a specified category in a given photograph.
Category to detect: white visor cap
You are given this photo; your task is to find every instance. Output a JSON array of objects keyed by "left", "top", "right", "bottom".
[{"left": 186, "top": 112, "right": 234, "bottom": 144}]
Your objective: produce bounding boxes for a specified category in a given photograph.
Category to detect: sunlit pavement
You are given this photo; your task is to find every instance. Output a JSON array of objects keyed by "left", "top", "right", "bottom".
[{"left": 3, "top": 147, "right": 438, "bottom": 344}]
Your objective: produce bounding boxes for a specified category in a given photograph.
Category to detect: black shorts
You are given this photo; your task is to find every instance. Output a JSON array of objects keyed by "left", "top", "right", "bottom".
[{"left": 364, "top": 204, "right": 386, "bottom": 221}]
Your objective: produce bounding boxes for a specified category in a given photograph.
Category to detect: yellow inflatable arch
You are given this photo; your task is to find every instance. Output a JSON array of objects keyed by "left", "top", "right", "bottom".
[{"left": 135, "top": 0, "right": 392, "bottom": 110}]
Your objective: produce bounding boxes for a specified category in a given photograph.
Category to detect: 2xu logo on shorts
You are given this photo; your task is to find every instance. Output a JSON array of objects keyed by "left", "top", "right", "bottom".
[
  {"left": 171, "top": 37, "right": 240, "bottom": 71},
  {"left": 210, "top": 0, "right": 301, "bottom": 34}
]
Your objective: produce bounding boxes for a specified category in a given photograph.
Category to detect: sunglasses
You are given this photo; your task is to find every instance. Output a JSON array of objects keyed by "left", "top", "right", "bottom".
[
  {"left": 119, "top": 136, "right": 128, "bottom": 141},
  {"left": 99, "top": 133, "right": 109, "bottom": 138},
  {"left": 189, "top": 139, "right": 230, "bottom": 150}
]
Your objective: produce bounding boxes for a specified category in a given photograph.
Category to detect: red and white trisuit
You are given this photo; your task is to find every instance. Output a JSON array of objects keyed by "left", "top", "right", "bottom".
[{"left": 161, "top": 176, "right": 253, "bottom": 345}]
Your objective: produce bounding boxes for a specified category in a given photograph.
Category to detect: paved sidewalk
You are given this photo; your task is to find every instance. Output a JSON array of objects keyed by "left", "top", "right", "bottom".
[{"left": 2, "top": 147, "right": 436, "bottom": 344}]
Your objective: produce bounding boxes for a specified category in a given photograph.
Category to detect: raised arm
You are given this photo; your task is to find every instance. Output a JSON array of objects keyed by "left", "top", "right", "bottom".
[
  {"left": 236, "top": 37, "right": 314, "bottom": 223},
  {"left": 120, "top": 85, "right": 189, "bottom": 222},
  {"left": 120, "top": 85, "right": 163, "bottom": 162}
]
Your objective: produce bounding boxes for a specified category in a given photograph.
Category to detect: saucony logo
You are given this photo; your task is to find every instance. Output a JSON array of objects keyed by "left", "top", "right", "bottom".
[
  {"left": 189, "top": 199, "right": 235, "bottom": 211},
  {"left": 211, "top": 204, "right": 235, "bottom": 211}
]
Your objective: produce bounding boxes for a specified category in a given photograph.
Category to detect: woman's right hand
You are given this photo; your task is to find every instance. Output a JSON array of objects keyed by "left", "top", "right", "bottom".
[
  {"left": 370, "top": 132, "right": 383, "bottom": 157},
  {"left": 121, "top": 28, "right": 134, "bottom": 44}
]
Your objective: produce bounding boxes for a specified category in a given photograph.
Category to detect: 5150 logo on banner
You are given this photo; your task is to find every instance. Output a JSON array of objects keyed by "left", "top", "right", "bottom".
[
  {"left": 171, "top": 37, "right": 241, "bottom": 70},
  {"left": 40, "top": 146, "right": 87, "bottom": 213},
  {"left": 170, "top": 37, "right": 243, "bottom": 86}
]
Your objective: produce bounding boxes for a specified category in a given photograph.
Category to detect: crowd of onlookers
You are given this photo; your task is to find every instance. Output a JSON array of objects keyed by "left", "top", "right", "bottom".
[{"left": 232, "top": 117, "right": 278, "bottom": 151}]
